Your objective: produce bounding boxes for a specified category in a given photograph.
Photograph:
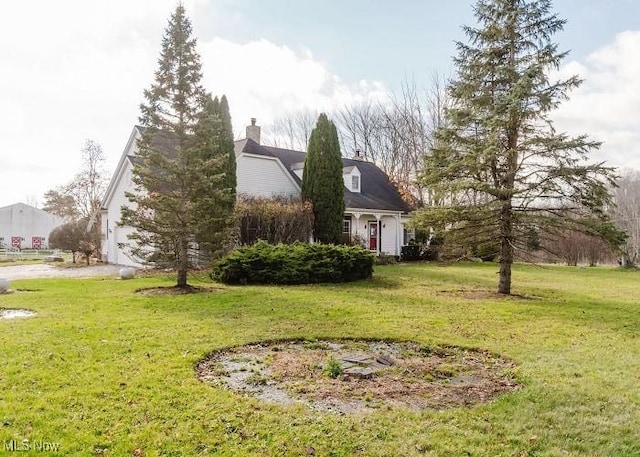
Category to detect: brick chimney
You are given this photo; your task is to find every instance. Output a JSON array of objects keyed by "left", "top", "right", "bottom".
[{"left": 246, "top": 117, "right": 261, "bottom": 144}]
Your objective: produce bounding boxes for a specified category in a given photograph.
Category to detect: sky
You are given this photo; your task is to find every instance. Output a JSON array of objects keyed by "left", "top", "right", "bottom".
[{"left": 1, "top": 0, "right": 639, "bottom": 209}]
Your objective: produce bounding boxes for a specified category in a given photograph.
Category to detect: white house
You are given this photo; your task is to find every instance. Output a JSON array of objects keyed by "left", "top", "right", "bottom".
[
  {"left": 0, "top": 203, "right": 65, "bottom": 250},
  {"left": 100, "top": 120, "right": 413, "bottom": 266}
]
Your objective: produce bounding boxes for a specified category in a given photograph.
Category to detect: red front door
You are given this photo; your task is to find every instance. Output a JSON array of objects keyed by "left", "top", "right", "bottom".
[
  {"left": 11, "top": 237, "right": 21, "bottom": 249},
  {"left": 368, "top": 221, "right": 378, "bottom": 251},
  {"left": 32, "top": 237, "right": 42, "bottom": 249}
]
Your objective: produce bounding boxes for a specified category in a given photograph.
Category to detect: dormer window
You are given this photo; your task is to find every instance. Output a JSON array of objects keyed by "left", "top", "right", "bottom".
[
  {"left": 343, "top": 165, "right": 361, "bottom": 193},
  {"left": 351, "top": 175, "right": 360, "bottom": 191}
]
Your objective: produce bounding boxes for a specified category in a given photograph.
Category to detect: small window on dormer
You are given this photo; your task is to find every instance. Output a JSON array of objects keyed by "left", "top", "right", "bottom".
[{"left": 352, "top": 175, "right": 360, "bottom": 191}]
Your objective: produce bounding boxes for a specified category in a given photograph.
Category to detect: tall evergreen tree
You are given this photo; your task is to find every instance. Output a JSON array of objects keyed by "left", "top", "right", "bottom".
[
  {"left": 302, "top": 113, "right": 345, "bottom": 244},
  {"left": 218, "top": 95, "right": 237, "bottom": 201},
  {"left": 415, "top": 0, "right": 617, "bottom": 294},
  {"left": 191, "top": 93, "right": 236, "bottom": 260},
  {"left": 120, "top": 4, "right": 234, "bottom": 287}
]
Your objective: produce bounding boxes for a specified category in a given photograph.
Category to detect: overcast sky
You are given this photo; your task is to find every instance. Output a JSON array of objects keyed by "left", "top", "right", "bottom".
[{"left": 1, "top": 0, "right": 639, "bottom": 208}]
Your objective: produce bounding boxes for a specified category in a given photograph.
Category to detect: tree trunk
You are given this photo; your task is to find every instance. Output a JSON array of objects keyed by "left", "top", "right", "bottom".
[
  {"left": 498, "top": 246, "right": 513, "bottom": 295},
  {"left": 498, "top": 201, "right": 513, "bottom": 295},
  {"left": 177, "top": 237, "right": 188, "bottom": 288}
]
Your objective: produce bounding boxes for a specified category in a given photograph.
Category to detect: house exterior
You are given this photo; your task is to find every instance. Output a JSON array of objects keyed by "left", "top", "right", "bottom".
[
  {"left": 100, "top": 127, "right": 142, "bottom": 266},
  {"left": 0, "top": 203, "right": 65, "bottom": 250},
  {"left": 100, "top": 120, "right": 412, "bottom": 266}
]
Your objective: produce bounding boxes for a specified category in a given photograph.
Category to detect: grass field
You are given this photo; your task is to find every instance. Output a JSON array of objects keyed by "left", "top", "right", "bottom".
[{"left": 0, "top": 262, "right": 639, "bottom": 456}]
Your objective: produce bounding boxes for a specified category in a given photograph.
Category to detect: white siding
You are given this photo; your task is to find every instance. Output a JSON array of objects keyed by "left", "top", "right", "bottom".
[
  {"left": 0, "top": 203, "right": 65, "bottom": 249},
  {"left": 345, "top": 211, "right": 403, "bottom": 256},
  {"left": 380, "top": 215, "right": 399, "bottom": 255},
  {"left": 100, "top": 130, "right": 410, "bottom": 264},
  {"left": 342, "top": 167, "right": 361, "bottom": 192},
  {"left": 102, "top": 161, "right": 141, "bottom": 266},
  {"left": 237, "top": 154, "right": 299, "bottom": 197}
]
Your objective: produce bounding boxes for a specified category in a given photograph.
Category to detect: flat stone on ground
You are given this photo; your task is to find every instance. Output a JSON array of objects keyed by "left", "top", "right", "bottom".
[
  {"left": 341, "top": 354, "right": 373, "bottom": 364},
  {"left": 375, "top": 354, "right": 395, "bottom": 366},
  {"left": 343, "top": 367, "right": 376, "bottom": 379}
]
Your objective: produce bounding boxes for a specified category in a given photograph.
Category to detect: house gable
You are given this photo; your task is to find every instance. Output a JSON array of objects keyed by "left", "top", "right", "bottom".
[
  {"left": 101, "top": 126, "right": 142, "bottom": 210},
  {"left": 342, "top": 166, "right": 361, "bottom": 193},
  {"left": 235, "top": 139, "right": 410, "bottom": 213},
  {"left": 236, "top": 152, "right": 300, "bottom": 197}
]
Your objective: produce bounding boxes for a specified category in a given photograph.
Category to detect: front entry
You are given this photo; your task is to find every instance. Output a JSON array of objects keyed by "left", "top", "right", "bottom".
[{"left": 368, "top": 220, "right": 379, "bottom": 252}]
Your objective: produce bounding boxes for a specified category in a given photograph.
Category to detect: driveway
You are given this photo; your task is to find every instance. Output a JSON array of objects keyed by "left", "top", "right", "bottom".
[{"left": 0, "top": 264, "right": 124, "bottom": 280}]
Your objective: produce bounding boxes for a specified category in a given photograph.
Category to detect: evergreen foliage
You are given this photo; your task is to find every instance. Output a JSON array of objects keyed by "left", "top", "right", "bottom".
[
  {"left": 120, "top": 5, "right": 235, "bottom": 287},
  {"left": 211, "top": 241, "right": 375, "bottom": 285},
  {"left": 414, "top": 0, "right": 618, "bottom": 294},
  {"left": 218, "top": 95, "right": 237, "bottom": 197},
  {"left": 301, "top": 113, "right": 345, "bottom": 244},
  {"left": 190, "top": 93, "right": 237, "bottom": 261}
]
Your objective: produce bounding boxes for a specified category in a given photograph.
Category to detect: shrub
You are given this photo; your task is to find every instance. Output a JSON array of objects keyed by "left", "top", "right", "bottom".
[
  {"left": 211, "top": 241, "right": 375, "bottom": 285},
  {"left": 49, "top": 218, "right": 100, "bottom": 264},
  {"left": 323, "top": 357, "right": 344, "bottom": 379},
  {"left": 235, "top": 195, "right": 313, "bottom": 245},
  {"left": 400, "top": 244, "right": 422, "bottom": 261}
]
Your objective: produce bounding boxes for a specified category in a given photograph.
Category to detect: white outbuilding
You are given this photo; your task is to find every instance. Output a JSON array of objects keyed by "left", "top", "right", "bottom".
[{"left": 0, "top": 203, "right": 65, "bottom": 250}]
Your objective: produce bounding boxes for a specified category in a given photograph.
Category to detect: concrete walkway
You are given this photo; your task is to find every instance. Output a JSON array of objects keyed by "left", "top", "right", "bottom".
[{"left": 0, "top": 264, "right": 124, "bottom": 280}]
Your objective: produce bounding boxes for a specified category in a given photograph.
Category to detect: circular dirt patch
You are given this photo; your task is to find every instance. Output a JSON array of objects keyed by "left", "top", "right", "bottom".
[
  {"left": 196, "top": 340, "right": 519, "bottom": 414},
  {"left": 0, "top": 308, "right": 36, "bottom": 319},
  {"left": 135, "top": 285, "right": 224, "bottom": 296},
  {"left": 436, "top": 288, "right": 540, "bottom": 301}
]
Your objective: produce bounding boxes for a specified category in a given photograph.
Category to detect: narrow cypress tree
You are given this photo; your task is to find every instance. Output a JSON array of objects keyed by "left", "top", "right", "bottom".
[
  {"left": 302, "top": 113, "right": 345, "bottom": 244},
  {"left": 120, "top": 5, "right": 234, "bottom": 287},
  {"left": 191, "top": 93, "right": 236, "bottom": 260},
  {"left": 217, "top": 95, "right": 237, "bottom": 202},
  {"left": 415, "top": 0, "right": 617, "bottom": 294}
]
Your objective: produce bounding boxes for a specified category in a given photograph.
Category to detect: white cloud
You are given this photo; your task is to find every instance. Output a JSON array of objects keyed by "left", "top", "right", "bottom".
[
  {"left": 0, "top": 1, "right": 386, "bottom": 208},
  {"left": 553, "top": 31, "right": 640, "bottom": 170},
  {"left": 4, "top": 2, "right": 634, "bottom": 211},
  {"left": 199, "top": 38, "right": 388, "bottom": 134}
]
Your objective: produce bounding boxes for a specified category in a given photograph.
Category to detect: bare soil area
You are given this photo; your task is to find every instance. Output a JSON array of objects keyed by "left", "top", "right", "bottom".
[
  {"left": 197, "top": 340, "right": 519, "bottom": 414},
  {"left": 135, "top": 285, "right": 225, "bottom": 296}
]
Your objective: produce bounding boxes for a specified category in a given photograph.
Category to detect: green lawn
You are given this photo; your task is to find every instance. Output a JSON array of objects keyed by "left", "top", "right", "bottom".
[{"left": 0, "top": 263, "right": 639, "bottom": 456}]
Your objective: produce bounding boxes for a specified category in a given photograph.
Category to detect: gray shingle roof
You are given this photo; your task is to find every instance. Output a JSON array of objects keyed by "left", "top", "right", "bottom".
[{"left": 236, "top": 139, "right": 411, "bottom": 213}]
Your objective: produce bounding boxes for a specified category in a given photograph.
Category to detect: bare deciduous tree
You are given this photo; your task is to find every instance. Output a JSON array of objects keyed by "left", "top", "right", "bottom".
[
  {"left": 550, "top": 230, "right": 612, "bottom": 266},
  {"left": 42, "top": 139, "right": 108, "bottom": 221},
  {"left": 265, "top": 109, "right": 318, "bottom": 151},
  {"left": 264, "top": 74, "right": 451, "bottom": 209},
  {"left": 70, "top": 139, "right": 108, "bottom": 220},
  {"left": 612, "top": 169, "right": 640, "bottom": 266},
  {"left": 335, "top": 74, "right": 451, "bottom": 206},
  {"left": 336, "top": 99, "right": 382, "bottom": 162}
]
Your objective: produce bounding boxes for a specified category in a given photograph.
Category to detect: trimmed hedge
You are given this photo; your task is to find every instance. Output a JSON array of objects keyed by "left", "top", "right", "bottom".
[{"left": 211, "top": 241, "right": 375, "bottom": 285}]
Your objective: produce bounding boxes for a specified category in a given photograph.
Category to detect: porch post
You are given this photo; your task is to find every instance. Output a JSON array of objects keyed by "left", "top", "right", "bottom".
[
  {"left": 396, "top": 213, "right": 402, "bottom": 256},
  {"left": 374, "top": 213, "right": 382, "bottom": 255},
  {"left": 353, "top": 212, "right": 361, "bottom": 241}
]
